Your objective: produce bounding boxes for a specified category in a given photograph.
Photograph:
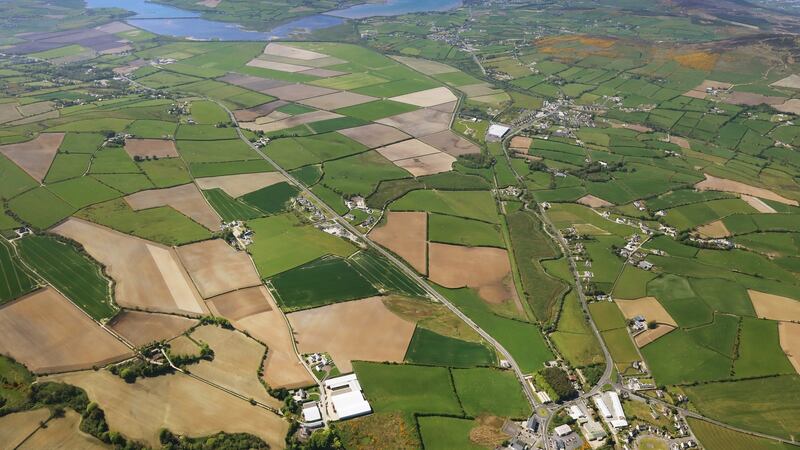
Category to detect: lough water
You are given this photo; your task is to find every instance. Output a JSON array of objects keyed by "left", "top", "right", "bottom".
[{"left": 86, "top": 0, "right": 461, "bottom": 41}]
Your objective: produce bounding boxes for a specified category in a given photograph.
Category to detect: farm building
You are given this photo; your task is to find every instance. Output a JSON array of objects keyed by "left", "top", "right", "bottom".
[
  {"left": 487, "top": 124, "right": 511, "bottom": 139},
  {"left": 301, "top": 401, "right": 323, "bottom": 429},
  {"left": 554, "top": 424, "right": 572, "bottom": 437},
  {"left": 592, "top": 391, "right": 627, "bottom": 428},
  {"left": 324, "top": 373, "right": 372, "bottom": 420}
]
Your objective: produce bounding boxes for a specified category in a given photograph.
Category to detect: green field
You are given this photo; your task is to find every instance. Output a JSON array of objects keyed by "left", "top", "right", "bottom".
[
  {"left": 642, "top": 329, "right": 731, "bottom": 384},
  {"left": 336, "top": 100, "right": 419, "bottom": 122},
  {"left": 76, "top": 198, "right": 211, "bottom": 246},
  {"left": 688, "top": 418, "right": 799, "bottom": 450},
  {"left": 0, "top": 355, "right": 34, "bottom": 413},
  {"left": 47, "top": 177, "right": 122, "bottom": 208},
  {"left": 17, "top": 235, "right": 116, "bottom": 320},
  {"left": 138, "top": 158, "right": 193, "bottom": 188},
  {"left": 176, "top": 139, "right": 258, "bottom": 163},
  {"left": 240, "top": 182, "right": 299, "bottom": 214},
  {"left": 347, "top": 250, "right": 428, "bottom": 298},
  {"left": 734, "top": 317, "right": 795, "bottom": 378},
  {"left": 0, "top": 238, "right": 36, "bottom": 304},
  {"left": 203, "top": 188, "right": 263, "bottom": 222},
  {"left": 8, "top": 187, "right": 76, "bottom": 229},
  {"left": 551, "top": 291, "right": 604, "bottom": 367},
  {"left": 428, "top": 213, "right": 504, "bottom": 248},
  {"left": 320, "top": 150, "right": 409, "bottom": 197},
  {"left": 391, "top": 190, "right": 499, "bottom": 224},
  {"left": 269, "top": 256, "right": 379, "bottom": 311},
  {"left": 246, "top": 214, "right": 356, "bottom": 278},
  {"left": 417, "top": 416, "right": 483, "bottom": 450},
  {"left": 354, "top": 362, "right": 463, "bottom": 415},
  {"left": 189, "top": 160, "right": 275, "bottom": 177},
  {"left": 452, "top": 367, "right": 531, "bottom": 418},
  {"left": 404, "top": 327, "right": 494, "bottom": 368},
  {"left": 44, "top": 153, "right": 92, "bottom": 183}
]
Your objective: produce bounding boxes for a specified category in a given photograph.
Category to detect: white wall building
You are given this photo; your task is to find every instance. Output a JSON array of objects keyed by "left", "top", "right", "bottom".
[{"left": 324, "top": 374, "right": 372, "bottom": 420}]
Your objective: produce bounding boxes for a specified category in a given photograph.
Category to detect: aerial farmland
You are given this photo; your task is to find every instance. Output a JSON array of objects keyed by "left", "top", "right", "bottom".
[{"left": 0, "top": 0, "right": 799, "bottom": 449}]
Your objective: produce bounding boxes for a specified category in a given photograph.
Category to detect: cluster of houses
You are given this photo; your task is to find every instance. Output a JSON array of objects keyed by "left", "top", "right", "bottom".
[
  {"left": 305, "top": 353, "right": 331, "bottom": 373},
  {"left": 221, "top": 220, "right": 253, "bottom": 249},
  {"left": 343, "top": 196, "right": 377, "bottom": 229}
]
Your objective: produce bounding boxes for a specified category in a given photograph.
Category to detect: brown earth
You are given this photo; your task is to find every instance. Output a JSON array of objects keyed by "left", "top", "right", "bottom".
[
  {"left": 377, "top": 108, "right": 452, "bottom": 137},
  {"left": 53, "top": 218, "right": 208, "bottom": 316},
  {"left": 369, "top": 211, "right": 427, "bottom": 274},
  {"left": 263, "top": 83, "right": 338, "bottom": 101},
  {"left": 263, "top": 43, "right": 327, "bottom": 60},
  {"left": 419, "top": 130, "right": 480, "bottom": 156},
  {"left": 301, "top": 68, "right": 348, "bottom": 78},
  {"left": 287, "top": 296, "right": 416, "bottom": 372},
  {"left": 382, "top": 295, "right": 482, "bottom": 342},
  {"left": 17, "top": 101, "right": 54, "bottom": 117},
  {"left": 19, "top": 410, "right": 106, "bottom": 449},
  {"left": 577, "top": 194, "right": 614, "bottom": 208},
  {"left": 169, "top": 335, "right": 201, "bottom": 357},
  {"left": 509, "top": 136, "right": 533, "bottom": 151},
  {"left": 217, "top": 73, "right": 290, "bottom": 93},
  {"left": 187, "top": 325, "right": 282, "bottom": 409},
  {"left": 177, "top": 239, "right": 262, "bottom": 298},
  {"left": 697, "top": 220, "right": 730, "bottom": 238},
  {"left": 771, "top": 74, "right": 800, "bottom": 89},
  {"left": 196, "top": 0, "right": 221, "bottom": 7},
  {"left": 109, "top": 310, "right": 198, "bottom": 347},
  {"left": 390, "top": 87, "right": 458, "bottom": 107},
  {"left": 232, "top": 100, "right": 288, "bottom": 122},
  {"left": 749, "top": 290, "right": 800, "bottom": 322},
  {"left": 610, "top": 122, "right": 653, "bottom": 133},
  {"left": 683, "top": 80, "right": 733, "bottom": 98},
  {"left": 394, "top": 152, "right": 456, "bottom": 177},
  {"left": 124, "top": 138, "right": 178, "bottom": 158},
  {"left": 695, "top": 174, "right": 798, "bottom": 206},
  {"left": 427, "top": 243, "right": 517, "bottom": 305},
  {"left": 0, "top": 409, "right": 50, "bottom": 449},
  {"left": 779, "top": 322, "right": 800, "bottom": 375},
  {"left": 0, "top": 132, "right": 64, "bottom": 181},
  {"left": 125, "top": 183, "right": 222, "bottom": 230},
  {"left": 49, "top": 370, "right": 288, "bottom": 449},
  {"left": 206, "top": 285, "right": 273, "bottom": 320},
  {"left": 774, "top": 99, "right": 800, "bottom": 114},
  {"left": 432, "top": 101, "right": 457, "bottom": 113},
  {"left": 246, "top": 59, "right": 311, "bottom": 73},
  {"left": 195, "top": 171, "right": 285, "bottom": 198},
  {"left": 337, "top": 123, "right": 410, "bottom": 149},
  {"left": 240, "top": 110, "right": 342, "bottom": 133},
  {"left": 458, "top": 83, "right": 504, "bottom": 98},
  {"left": 0, "top": 102, "right": 22, "bottom": 124},
  {"left": 207, "top": 286, "right": 314, "bottom": 389},
  {"left": 615, "top": 297, "right": 678, "bottom": 347},
  {"left": 722, "top": 91, "right": 785, "bottom": 106},
  {"left": 469, "top": 415, "right": 508, "bottom": 448},
  {"left": 0, "top": 287, "right": 131, "bottom": 373},
  {"left": 741, "top": 194, "right": 777, "bottom": 213},
  {"left": 299, "top": 91, "right": 376, "bottom": 110},
  {"left": 669, "top": 135, "right": 691, "bottom": 149},
  {"left": 376, "top": 139, "right": 439, "bottom": 161}
]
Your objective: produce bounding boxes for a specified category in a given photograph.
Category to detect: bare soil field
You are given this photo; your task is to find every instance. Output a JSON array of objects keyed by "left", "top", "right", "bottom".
[
  {"left": 668, "top": 135, "right": 691, "bottom": 149},
  {"left": 377, "top": 139, "right": 439, "bottom": 161},
  {"left": 196, "top": 0, "right": 221, "bottom": 7},
  {"left": 377, "top": 108, "right": 452, "bottom": 137},
  {"left": 206, "top": 285, "right": 272, "bottom": 320},
  {"left": 287, "top": 296, "right": 416, "bottom": 372},
  {"left": 0, "top": 409, "right": 50, "bottom": 449},
  {"left": 509, "top": 136, "right": 533, "bottom": 151},
  {"left": 301, "top": 68, "right": 347, "bottom": 78},
  {"left": 394, "top": 152, "right": 456, "bottom": 177},
  {"left": 577, "top": 194, "right": 614, "bottom": 207},
  {"left": 0, "top": 287, "right": 131, "bottom": 373},
  {"left": 774, "top": 98, "right": 800, "bottom": 114},
  {"left": 124, "top": 138, "right": 178, "bottom": 158},
  {"left": 741, "top": 194, "right": 777, "bottom": 213},
  {"left": 369, "top": 211, "right": 427, "bottom": 274},
  {"left": 458, "top": 83, "right": 504, "bottom": 97},
  {"left": 420, "top": 130, "right": 480, "bottom": 156},
  {"left": 615, "top": 297, "right": 677, "bottom": 346},
  {"left": 177, "top": 239, "right": 262, "bottom": 298},
  {"left": 246, "top": 59, "right": 312, "bottom": 73},
  {"left": 49, "top": 370, "right": 288, "bottom": 449},
  {"left": 263, "top": 43, "right": 327, "bottom": 60},
  {"left": 722, "top": 91, "right": 785, "bottom": 106},
  {"left": 54, "top": 218, "right": 208, "bottom": 316},
  {"left": 0, "top": 132, "right": 64, "bottom": 181},
  {"left": 217, "top": 73, "right": 290, "bottom": 93},
  {"left": 109, "top": 310, "right": 197, "bottom": 347},
  {"left": 697, "top": 220, "right": 730, "bottom": 238},
  {"left": 113, "top": 58, "right": 147, "bottom": 75},
  {"left": 427, "top": 243, "right": 517, "bottom": 305},
  {"left": 609, "top": 122, "right": 653, "bottom": 133},
  {"left": 208, "top": 286, "right": 314, "bottom": 389},
  {"left": 749, "top": 290, "right": 800, "bottom": 322},
  {"left": 389, "top": 87, "right": 458, "bottom": 107},
  {"left": 125, "top": 183, "right": 222, "bottom": 230},
  {"left": 299, "top": 91, "right": 376, "bottom": 110},
  {"left": 263, "top": 84, "right": 338, "bottom": 101},
  {"left": 20, "top": 410, "right": 106, "bottom": 450},
  {"left": 241, "top": 110, "right": 341, "bottom": 133},
  {"left": 232, "top": 100, "right": 288, "bottom": 122},
  {"left": 0, "top": 102, "right": 22, "bottom": 123},
  {"left": 573, "top": 223, "right": 611, "bottom": 235},
  {"left": 188, "top": 325, "right": 281, "bottom": 409},
  {"left": 432, "top": 101, "right": 457, "bottom": 113},
  {"left": 255, "top": 111, "right": 291, "bottom": 124},
  {"left": 695, "top": 174, "right": 798, "bottom": 206},
  {"left": 779, "top": 322, "right": 800, "bottom": 374},
  {"left": 195, "top": 171, "right": 285, "bottom": 198},
  {"left": 389, "top": 55, "right": 458, "bottom": 75},
  {"left": 337, "top": 123, "right": 410, "bottom": 149},
  {"left": 17, "top": 101, "right": 54, "bottom": 117},
  {"left": 770, "top": 74, "right": 800, "bottom": 89},
  {"left": 169, "top": 335, "right": 201, "bottom": 357}
]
